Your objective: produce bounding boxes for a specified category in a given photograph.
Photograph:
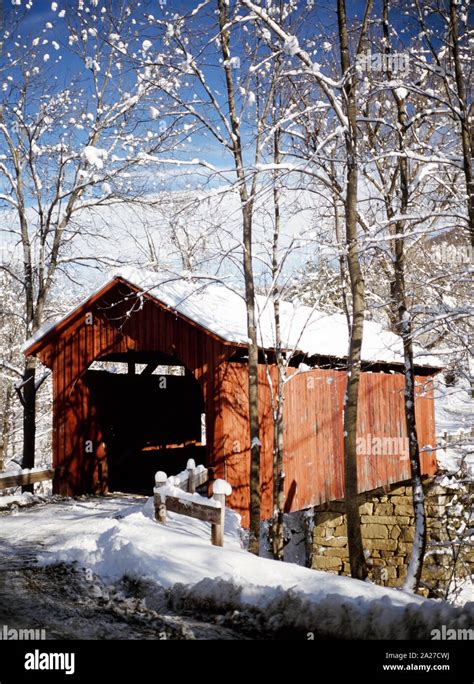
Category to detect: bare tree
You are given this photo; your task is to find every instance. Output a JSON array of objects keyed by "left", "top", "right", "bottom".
[
  {"left": 139, "top": 0, "right": 300, "bottom": 552},
  {"left": 215, "top": 0, "right": 262, "bottom": 552},
  {"left": 0, "top": 1, "right": 179, "bottom": 476},
  {"left": 411, "top": 0, "right": 473, "bottom": 247},
  {"left": 335, "top": 0, "right": 372, "bottom": 581},
  {"left": 357, "top": 0, "right": 472, "bottom": 590},
  {"left": 448, "top": 0, "right": 473, "bottom": 247},
  {"left": 241, "top": 0, "right": 372, "bottom": 579}
]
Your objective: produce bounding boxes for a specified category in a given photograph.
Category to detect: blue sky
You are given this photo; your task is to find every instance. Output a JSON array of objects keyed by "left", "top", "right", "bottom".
[{"left": 0, "top": 0, "right": 451, "bottom": 201}]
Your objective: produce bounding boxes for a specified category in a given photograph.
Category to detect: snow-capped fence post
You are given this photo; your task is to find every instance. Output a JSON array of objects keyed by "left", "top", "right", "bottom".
[
  {"left": 211, "top": 479, "right": 232, "bottom": 547},
  {"left": 187, "top": 458, "right": 196, "bottom": 494},
  {"left": 154, "top": 471, "right": 168, "bottom": 524}
]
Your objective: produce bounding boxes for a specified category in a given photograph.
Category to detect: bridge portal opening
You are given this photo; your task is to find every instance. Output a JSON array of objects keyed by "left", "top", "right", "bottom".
[{"left": 83, "top": 351, "right": 206, "bottom": 495}]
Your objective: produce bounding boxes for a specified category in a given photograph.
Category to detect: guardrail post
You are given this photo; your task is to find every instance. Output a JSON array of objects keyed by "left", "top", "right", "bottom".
[
  {"left": 211, "top": 479, "right": 232, "bottom": 547},
  {"left": 187, "top": 458, "right": 196, "bottom": 494},
  {"left": 154, "top": 470, "right": 167, "bottom": 523}
]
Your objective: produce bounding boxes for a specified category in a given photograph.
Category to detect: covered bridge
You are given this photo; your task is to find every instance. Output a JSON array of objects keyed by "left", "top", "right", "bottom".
[{"left": 24, "top": 267, "right": 439, "bottom": 526}]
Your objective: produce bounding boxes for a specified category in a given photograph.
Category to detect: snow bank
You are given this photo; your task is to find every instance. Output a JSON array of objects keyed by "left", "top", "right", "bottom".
[
  {"left": 0, "top": 492, "right": 46, "bottom": 509},
  {"left": 435, "top": 375, "right": 473, "bottom": 436},
  {"left": 168, "top": 577, "right": 474, "bottom": 640},
  {"left": 448, "top": 576, "right": 474, "bottom": 608}
]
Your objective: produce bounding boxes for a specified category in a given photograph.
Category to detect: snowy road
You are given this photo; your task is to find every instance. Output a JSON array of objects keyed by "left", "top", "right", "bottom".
[
  {"left": 0, "top": 496, "right": 252, "bottom": 640},
  {"left": 0, "top": 559, "right": 252, "bottom": 640}
]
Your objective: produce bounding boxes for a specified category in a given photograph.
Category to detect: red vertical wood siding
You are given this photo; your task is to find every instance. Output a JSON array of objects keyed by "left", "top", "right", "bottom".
[{"left": 219, "top": 366, "right": 437, "bottom": 526}]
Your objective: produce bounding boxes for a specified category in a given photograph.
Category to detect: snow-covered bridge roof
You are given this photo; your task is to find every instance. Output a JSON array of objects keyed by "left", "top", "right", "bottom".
[{"left": 24, "top": 266, "right": 441, "bottom": 369}]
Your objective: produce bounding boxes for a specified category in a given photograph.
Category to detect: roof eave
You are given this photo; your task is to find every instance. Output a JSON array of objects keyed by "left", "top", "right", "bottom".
[{"left": 23, "top": 278, "right": 122, "bottom": 358}]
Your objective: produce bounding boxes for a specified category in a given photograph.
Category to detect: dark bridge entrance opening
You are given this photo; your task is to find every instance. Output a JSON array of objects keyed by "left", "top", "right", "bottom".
[{"left": 83, "top": 351, "right": 206, "bottom": 495}]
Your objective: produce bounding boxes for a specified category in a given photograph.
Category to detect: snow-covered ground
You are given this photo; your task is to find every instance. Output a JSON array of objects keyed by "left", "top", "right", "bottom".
[
  {"left": 0, "top": 494, "right": 472, "bottom": 639},
  {"left": 0, "top": 491, "right": 48, "bottom": 510},
  {"left": 435, "top": 376, "right": 473, "bottom": 437}
]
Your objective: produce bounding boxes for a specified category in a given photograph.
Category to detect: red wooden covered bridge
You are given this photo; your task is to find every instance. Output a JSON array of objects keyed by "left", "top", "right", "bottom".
[{"left": 24, "top": 267, "right": 439, "bottom": 526}]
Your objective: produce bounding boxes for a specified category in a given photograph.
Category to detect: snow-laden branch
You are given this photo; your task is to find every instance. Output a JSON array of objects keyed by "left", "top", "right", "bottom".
[{"left": 239, "top": 0, "right": 348, "bottom": 129}]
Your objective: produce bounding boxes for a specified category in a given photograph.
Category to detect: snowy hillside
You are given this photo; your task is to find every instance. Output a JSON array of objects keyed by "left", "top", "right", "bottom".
[{"left": 0, "top": 187, "right": 321, "bottom": 293}]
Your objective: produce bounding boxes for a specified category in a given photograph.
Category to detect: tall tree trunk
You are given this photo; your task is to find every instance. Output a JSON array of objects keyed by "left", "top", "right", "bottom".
[
  {"left": 239, "top": 0, "right": 371, "bottom": 572},
  {"left": 270, "top": 122, "right": 285, "bottom": 561},
  {"left": 217, "top": 0, "right": 261, "bottom": 553},
  {"left": 396, "top": 268, "right": 427, "bottom": 593},
  {"left": 449, "top": 0, "right": 474, "bottom": 248},
  {"left": 383, "top": 0, "right": 427, "bottom": 591},
  {"left": 392, "top": 212, "right": 426, "bottom": 593},
  {"left": 20, "top": 230, "right": 36, "bottom": 488},
  {"left": 331, "top": 165, "right": 351, "bottom": 329},
  {"left": 243, "top": 207, "right": 262, "bottom": 555},
  {"left": 337, "top": 0, "right": 368, "bottom": 581},
  {"left": 0, "top": 382, "right": 13, "bottom": 471},
  {"left": 21, "top": 357, "right": 36, "bottom": 492},
  {"left": 0, "top": 105, "right": 39, "bottom": 484}
]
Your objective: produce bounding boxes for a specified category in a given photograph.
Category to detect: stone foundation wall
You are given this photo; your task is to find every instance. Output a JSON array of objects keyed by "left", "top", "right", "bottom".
[{"left": 311, "top": 475, "right": 473, "bottom": 597}]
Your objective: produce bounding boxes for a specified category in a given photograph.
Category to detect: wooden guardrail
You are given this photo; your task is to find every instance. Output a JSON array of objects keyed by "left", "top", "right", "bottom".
[
  {"left": 153, "top": 459, "right": 232, "bottom": 547},
  {"left": 0, "top": 467, "right": 57, "bottom": 491}
]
